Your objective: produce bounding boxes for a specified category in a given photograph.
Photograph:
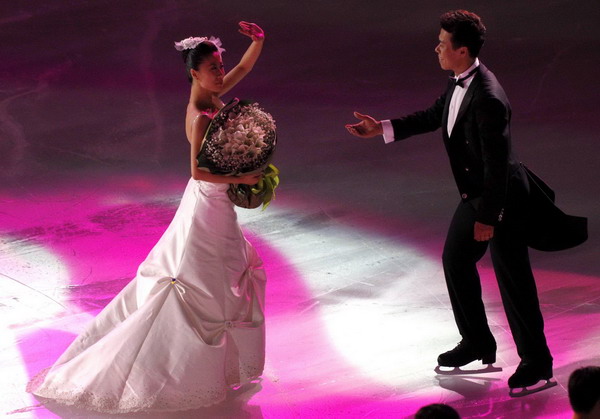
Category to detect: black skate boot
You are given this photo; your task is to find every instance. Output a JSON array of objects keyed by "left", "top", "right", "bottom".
[
  {"left": 435, "top": 340, "right": 501, "bottom": 375},
  {"left": 508, "top": 360, "right": 557, "bottom": 397}
]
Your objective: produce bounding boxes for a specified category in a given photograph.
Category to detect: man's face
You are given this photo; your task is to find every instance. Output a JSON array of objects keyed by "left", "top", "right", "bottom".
[{"left": 435, "top": 29, "right": 466, "bottom": 74}]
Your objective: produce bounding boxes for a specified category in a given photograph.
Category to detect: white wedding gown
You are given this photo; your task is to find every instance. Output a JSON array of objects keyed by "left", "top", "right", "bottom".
[{"left": 28, "top": 179, "right": 267, "bottom": 413}]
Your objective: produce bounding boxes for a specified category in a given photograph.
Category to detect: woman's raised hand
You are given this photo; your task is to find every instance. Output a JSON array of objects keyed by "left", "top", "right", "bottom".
[{"left": 238, "top": 21, "right": 265, "bottom": 42}]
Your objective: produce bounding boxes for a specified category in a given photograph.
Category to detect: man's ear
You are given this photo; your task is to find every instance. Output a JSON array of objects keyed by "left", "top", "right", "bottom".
[{"left": 459, "top": 46, "right": 468, "bottom": 56}]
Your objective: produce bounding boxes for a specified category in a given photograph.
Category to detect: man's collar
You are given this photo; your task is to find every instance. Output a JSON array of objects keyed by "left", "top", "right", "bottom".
[{"left": 454, "top": 58, "right": 480, "bottom": 79}]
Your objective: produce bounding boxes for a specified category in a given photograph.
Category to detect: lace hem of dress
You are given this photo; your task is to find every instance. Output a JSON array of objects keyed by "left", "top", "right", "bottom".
[{"left": 29, "top": 370, "right": 263, "bottom": 414}]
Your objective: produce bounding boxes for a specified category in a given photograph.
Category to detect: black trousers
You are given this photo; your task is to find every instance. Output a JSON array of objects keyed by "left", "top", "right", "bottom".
[{"left": 441, "top": 197, "right": 552, "bottom": 365}]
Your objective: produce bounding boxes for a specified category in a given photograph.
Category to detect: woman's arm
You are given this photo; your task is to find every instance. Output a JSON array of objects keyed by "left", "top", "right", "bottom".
[
  {"left": 190, "top": 114, "right": 261, "bottom": 185},
  {"left": 219, "top": 22, "right": 265, "bottom": 96}
]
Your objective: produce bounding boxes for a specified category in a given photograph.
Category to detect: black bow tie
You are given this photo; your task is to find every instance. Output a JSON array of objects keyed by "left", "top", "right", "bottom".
[{"left": 452, "top": 67, "right": 479, "bottom": 88}]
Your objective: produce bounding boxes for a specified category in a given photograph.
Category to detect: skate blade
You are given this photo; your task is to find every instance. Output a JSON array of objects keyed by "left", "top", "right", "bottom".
[
  {"left": 509, "top": 379, "right": 558, "bottom": 397},
  {"left": 434, "top": 364, "right": 502, "bottom": 375}
]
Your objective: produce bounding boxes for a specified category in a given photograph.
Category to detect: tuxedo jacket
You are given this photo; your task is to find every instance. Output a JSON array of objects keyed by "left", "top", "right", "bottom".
[{"left": 389, "top": 63, "right": 587, "bottom": 250}]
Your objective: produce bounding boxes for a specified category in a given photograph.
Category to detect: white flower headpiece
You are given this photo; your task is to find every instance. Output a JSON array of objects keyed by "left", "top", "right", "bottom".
[{"left": 174, "top": 36, "right": 225, "bottom": 54}]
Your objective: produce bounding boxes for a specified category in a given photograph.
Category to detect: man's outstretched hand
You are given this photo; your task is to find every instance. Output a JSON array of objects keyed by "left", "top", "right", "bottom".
[{"left": 345, "top": 112, "right": 383, "bottom": 138}]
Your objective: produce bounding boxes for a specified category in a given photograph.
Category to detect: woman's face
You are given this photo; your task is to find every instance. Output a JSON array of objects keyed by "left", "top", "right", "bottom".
[{"left": 194, "top": 52, "right": 225, "bottom": 92}]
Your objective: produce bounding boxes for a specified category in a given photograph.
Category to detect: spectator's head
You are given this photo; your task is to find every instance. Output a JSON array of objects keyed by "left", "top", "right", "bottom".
[
  {"left": 569, "top": 366, "right": 600, "bottom": 418},
  {"left": 416, "top": 403, "right": 461, "bottom": 419}
]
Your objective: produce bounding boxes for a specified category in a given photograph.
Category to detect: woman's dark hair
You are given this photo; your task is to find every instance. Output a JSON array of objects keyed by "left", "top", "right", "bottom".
[
  {"left": 440, "top": 10, "right": 486, "bottom": 58},
  {"left": 181, "top": 42, "right": 219, "bottom": 83}
]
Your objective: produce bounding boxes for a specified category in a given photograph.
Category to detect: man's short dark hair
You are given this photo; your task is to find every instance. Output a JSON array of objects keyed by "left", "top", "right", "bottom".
[
  {"left": 568, "top": 366, "right": 600, "bottom": 414},
  {"left": 440, "top": 10, "right": 486, "bottom": 58},
  {"left": 416, "top": 403, "right": 461, "bottom": 419}
]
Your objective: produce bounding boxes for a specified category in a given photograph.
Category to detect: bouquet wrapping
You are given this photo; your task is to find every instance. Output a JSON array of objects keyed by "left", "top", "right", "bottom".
[{"left": 197, "top": 98, "right": 279, "bottom": 209}]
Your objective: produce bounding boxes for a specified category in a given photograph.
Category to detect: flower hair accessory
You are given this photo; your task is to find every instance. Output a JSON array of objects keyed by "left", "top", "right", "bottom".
[{"left": 174, "top": 36, "right": 225, "bottom": 54}]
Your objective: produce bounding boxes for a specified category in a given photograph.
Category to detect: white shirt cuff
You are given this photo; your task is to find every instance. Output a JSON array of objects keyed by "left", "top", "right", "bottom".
[{"left": 381, "top": 120, "right": 395, "bottom": 144}]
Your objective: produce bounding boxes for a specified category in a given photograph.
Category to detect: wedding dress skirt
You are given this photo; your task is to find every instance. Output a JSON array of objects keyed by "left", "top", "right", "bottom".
[{"left": 28, "top": 179, "right": 267, "bottom": 413}]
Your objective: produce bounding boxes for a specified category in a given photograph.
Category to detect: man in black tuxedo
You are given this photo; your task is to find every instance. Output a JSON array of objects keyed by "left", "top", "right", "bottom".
[{"left": 346, "top": 10, "right": 556, "bottom": 394}]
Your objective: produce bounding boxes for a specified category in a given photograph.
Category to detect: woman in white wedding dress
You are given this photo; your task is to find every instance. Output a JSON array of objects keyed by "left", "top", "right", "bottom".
[{"left": 28, "top": 22, "right": 268, "bottom": 413}]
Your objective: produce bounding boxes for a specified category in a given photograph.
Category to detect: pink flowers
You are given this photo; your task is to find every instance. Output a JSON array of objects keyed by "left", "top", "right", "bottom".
[{"left": 198, "top": 100, "right": 276, "bottom": 175}]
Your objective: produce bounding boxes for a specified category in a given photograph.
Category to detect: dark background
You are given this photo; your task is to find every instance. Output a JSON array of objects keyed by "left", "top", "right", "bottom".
[{"left": 2, "top": 0, "right": 599, "bottom": 273}]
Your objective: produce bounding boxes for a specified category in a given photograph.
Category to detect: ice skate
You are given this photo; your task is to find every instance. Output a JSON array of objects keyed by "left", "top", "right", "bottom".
[
  {"left": 508, "top": 361, "right": 557, "bottom": 397},
  {"left": 435, "top": 363, "right": 503, "bottom": 375},
  {"left": 435, "top": 340, "right": 501, "bottom": 375}
]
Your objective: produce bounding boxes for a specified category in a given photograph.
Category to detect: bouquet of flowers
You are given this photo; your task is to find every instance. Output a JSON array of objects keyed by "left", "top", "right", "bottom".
[{"left": 197, "top": 98, "right": 279, "bottom": 209}]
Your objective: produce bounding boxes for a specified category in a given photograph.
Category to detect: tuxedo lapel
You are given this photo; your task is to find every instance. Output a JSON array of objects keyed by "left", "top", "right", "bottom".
[
  {"left": 451, "top": 71, "right": 481, "bottom": 137},
  {"left": 442, "top": 81, "right": 455, "bottom": 139}
]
